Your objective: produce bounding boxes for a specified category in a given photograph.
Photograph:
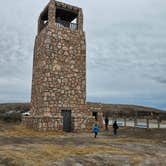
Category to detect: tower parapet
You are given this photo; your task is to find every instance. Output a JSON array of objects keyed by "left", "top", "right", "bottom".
[{"left": 38, "top": 0, "right": 83, "bottom": 33}]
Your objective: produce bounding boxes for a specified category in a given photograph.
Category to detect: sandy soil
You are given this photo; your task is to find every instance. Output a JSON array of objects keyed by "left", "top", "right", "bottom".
[{"left": 0, "top": 121, "right": 166, "bottom": 166}]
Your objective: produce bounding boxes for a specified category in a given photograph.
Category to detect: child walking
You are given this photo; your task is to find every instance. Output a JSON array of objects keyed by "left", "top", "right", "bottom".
[{"left": 92, "top": 123, "right": 99, "bottom": 138}]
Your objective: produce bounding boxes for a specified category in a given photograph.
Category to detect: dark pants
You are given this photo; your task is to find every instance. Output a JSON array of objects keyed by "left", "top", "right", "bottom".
[
  {"left": 113, "top": 128, "right": 117, "bottom": 135},
  {"left": 105, "top": 123, "right": 108, "bottom": 131},
  {"left": 94, "top": 132, "right": 98, "bottom": 138}
]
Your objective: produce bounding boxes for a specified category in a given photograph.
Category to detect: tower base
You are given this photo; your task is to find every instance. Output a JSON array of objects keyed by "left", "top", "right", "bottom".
[{"left": 22, "top": 115, "right": 94, "bottom": 132}]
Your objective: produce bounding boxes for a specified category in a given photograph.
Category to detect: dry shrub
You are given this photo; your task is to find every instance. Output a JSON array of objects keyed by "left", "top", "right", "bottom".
[{"left": 3, "top": 112, "right": 22, "bottom": 123}]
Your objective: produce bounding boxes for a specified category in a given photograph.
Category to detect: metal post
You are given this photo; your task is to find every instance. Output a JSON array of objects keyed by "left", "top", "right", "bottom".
[
  {"left": 134, "top": 118, "right": 136, "bottom": 127},
  {"left": 146, "top": 118, "right": 149, "bottom": 129},
  {"left": 157, "top": 118, "right": 160, "bottom": 129},
  {"left": 124, "top": 117, "right": 127, "bottom": 127},
  {"left": 134, "top": 112, "right": 137, "bottom": 127}
]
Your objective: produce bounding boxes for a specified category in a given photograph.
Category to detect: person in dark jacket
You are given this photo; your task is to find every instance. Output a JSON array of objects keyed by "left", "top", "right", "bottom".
[
  {"left": 105, "top": 117, "right": 109, "bottom": 131},
  {"left": 92, "top": 123, "right": 99, "bottom": 138},
  {"left": 113, "top": 121, "right": 119, "bottom": 135}
]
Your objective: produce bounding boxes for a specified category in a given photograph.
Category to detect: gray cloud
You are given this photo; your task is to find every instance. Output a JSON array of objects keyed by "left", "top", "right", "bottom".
[{"left": 146, "top": 75, "right": 166, "bottom": 84}]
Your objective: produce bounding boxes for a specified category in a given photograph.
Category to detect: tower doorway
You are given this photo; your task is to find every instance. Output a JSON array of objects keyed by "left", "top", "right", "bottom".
[{"left": 61, "top": 110, "right": 72, "bottom": 132}]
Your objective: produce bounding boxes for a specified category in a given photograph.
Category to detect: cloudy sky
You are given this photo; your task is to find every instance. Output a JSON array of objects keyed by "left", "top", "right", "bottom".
[{"left": 0, "top": 0, "right": 166, "bottom": 110}]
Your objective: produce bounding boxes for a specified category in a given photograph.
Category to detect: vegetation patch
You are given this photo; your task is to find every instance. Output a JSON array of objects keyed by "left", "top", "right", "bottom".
[
  {"left": 96, "top": 137, "right": 159, "bottom": 145},
  {"left": 0, "top": 144, "right": 141, "bottom": 166},
  {"left": 3, "top": 124, "right": 68, "bottom": 138}
]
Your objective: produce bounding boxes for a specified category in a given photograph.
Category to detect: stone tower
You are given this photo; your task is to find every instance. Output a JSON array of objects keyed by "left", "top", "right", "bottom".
[{"left": 23, "top": 0, "right": 93, "bottom": 131}]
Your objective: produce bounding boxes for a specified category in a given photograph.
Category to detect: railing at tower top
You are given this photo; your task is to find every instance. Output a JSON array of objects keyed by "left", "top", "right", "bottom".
[{"left": 55, "top": 20, "right": 78, "bottom": 30}]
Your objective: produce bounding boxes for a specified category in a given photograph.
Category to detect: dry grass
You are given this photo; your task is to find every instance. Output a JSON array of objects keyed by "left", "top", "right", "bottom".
[
  {"left": 111, "top": 137, "right": 159, "bottom": 143},
  {"left": 0, "top": 144, "right": 141, "bottom": 166},
  {"left": 2, "top": 124, "right": 68, "bottom": 138},
  {"left": 2, "top": 123, "right": 164, "bottom": 165},
  {"left": 97, "top": 137, "right": 159, "bottom": 144}
]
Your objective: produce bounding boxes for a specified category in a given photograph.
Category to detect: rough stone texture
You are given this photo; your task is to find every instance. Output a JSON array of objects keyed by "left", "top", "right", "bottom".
[
  {"left": 31, "top": 25, "right": 87, "bottom": 117},
  {"left": 87, "top": 102, "right": 104, "bottom": 129},
  {"left": 22, "top": 116, "right": 63, "bottom": 131},
  {"left": 23, "top": 0, "right": 94, "bottom": 132},
  {"left": 87, "top": 102, "right": 104, "bottom": 112}
]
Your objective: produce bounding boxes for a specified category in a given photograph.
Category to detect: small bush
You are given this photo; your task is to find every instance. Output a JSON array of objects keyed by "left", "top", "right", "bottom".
[
  {"left": 0, "top": 113, "right": 5, "bottom": 120},
  {"left": 3, "top": 112, "right": 22, "bottom": 123}
]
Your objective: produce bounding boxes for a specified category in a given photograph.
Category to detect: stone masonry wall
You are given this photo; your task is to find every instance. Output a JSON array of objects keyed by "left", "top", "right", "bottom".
[
  {"left": 23, "top": 0, "right": 94, "bottom": 132},
  {"left": 22, "top": 116, "right": 63, "bottom": 131},
  {"left": 23, "top": 115, "right": 94, "bottom": 132},
  {"left": 31, "top": 24, "right": 86, "bottom": 118}
]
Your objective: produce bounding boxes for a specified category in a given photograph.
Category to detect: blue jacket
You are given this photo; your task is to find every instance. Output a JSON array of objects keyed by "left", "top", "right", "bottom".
[{"left": 93, "top": 126, "right": 99, "bottom": 133}]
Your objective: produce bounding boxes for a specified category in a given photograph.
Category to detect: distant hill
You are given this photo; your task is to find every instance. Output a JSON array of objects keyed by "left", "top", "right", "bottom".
[
  {"left": 87, "top": 102, "right": 165, "bottom": 113},
  {"left": 0, "top": 103, "right": 30, "bottom": 113},
  {"left": 0, "top": 102, "right": 165, "bottom": 113}
]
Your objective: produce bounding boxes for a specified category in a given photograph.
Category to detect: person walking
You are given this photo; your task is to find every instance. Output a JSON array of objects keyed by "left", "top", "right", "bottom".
[
  {"left": 113, "top": 121, "right": 119, "bottom": 135},
  {"left": 105, "top": 117, "right": 109, "bottom": 131},
  {"left": 92, "top": 123, "right": 99, "bottom": 138}
]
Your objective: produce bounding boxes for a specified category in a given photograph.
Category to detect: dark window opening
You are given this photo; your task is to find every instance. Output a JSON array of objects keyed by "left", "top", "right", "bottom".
[
  {"left": 55, "top": 8, "right": 78, "bottom": 30},
  {"left": 41, "top": 8, "right": 48, "bottom": 25},
  {"left": 92, "top": 112, "right": 98, "bottom": 121},
  {"left": 38, "top": 6, "right": 48, "bottom": 33}
]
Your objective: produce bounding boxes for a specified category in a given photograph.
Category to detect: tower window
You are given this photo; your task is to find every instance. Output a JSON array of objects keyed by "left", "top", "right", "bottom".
[
  {"left": 38, "top": 6, "right": 48, "bottom": 33},
  {"left": 41, "top": 7, "right": 48, "bottom": 26},
  {"left": 55, "top": 8, "right": 78, "bottom": 30}
]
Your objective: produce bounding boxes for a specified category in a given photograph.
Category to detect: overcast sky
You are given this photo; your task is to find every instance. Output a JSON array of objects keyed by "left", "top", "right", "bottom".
[{"left": 0, "top": 0, "right": 166, "bottom": 110}]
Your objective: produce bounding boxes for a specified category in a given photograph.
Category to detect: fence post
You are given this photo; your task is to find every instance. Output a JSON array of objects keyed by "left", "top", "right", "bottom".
[
  {"left": 134, "top": 118, "right": 137, "bottom": 127},
  {"left": 134, "top": 111, "right": 138, "bottom": 127},
  {"left": 157, "top": 118, "right": 160, "bottom": 129},
  {"left": 146, "top": 118, "right": 149, "bottom": 129},
  {"left": 124, "top": 117, "right": 127, "bottom": 127}
]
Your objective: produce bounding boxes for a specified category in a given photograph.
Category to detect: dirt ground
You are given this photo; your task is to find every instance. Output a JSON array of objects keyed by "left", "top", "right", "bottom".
[{"left": 0, "top": 121, "right": 166, "bottom": 166}]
